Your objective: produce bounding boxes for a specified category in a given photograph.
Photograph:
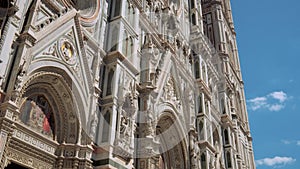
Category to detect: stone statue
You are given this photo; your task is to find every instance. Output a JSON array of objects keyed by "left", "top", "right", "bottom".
[
  {"left": 215, "top": 141, "right": 224, "bottom": 169},
  {"left": 90, "top": 113, "right": 98, "bottom": 140},
  {"left": 120, "top": 115, "right": 130, "bottom": 138}
]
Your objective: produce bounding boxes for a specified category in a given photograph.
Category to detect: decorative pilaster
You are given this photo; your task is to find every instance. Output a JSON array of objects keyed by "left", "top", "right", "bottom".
[
  {"left": 135, "top": 85, "right": 160, "bottom": 169},
  {"left": 0, "top": 100, "right": 19, "bottom": 168}
]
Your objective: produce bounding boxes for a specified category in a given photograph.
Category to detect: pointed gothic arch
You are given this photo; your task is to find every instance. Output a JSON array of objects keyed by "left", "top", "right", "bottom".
[
  {"left": 5, "top": 68, "right": 94, "bottom": 168},
  {"left": 19, "top": 71, "right": 81, "bottom": 144},
  {"left": 155, "top": 110, "right": 189, "bottom": 169}
]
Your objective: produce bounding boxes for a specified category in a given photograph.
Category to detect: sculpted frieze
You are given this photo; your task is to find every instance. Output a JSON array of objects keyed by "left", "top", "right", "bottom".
[
  {"left": 13, "top": 127, "right": 56, "bottom": 154},
  {"left": 6, "top": 148, "right": 52, "bottom": 169}
]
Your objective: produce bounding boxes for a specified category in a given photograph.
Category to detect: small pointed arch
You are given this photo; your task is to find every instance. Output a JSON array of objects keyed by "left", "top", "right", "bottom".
[
  {"left": 197, "top": 95, "right": 203, "bottom": 113},
  {"left": 224, "top": 128, "right": 230, "bottom": 145},
  {"left": 212, "top": 124, "right": 220, "bottom": 145},
  {"left": 191, "top": 13, "right": 197, "bottom": 25},
  {"left": 236, "top": 91, "right": 244, "bottom": 120},
  {"left": 122, "top": 30, "right": 134, "bottom": 58},
  {"left": 198, "top": 120, "right": 204, "bottom": 140},
  {"left": 194, "top": 60, "right": 200, "bottom": 79},
  {"left": 105, "top": 68, "right": 114, "bottom": 96},
  {"left": 202, "top": 63, "right": 207, "bottom": 83},
  {"left": 220, "top": 97, "right": 226, "bottom": 114}
]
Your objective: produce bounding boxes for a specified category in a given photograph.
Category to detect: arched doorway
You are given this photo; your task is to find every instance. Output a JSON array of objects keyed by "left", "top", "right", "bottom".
[
  {"left": 2, "top": 71, "right": 92, "bottom": 168},
  {"left": 156, "top": 113, "right": 188, "bottom": 169}
]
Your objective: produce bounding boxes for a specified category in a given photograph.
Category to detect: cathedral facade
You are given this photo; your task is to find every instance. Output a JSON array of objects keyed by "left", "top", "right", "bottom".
[{"left": 0, "top": 0, "right": 255, "bottom": 169}]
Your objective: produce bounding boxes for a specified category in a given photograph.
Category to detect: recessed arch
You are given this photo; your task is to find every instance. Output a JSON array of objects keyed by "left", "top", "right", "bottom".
[
  {"left": 25, "top": 61, "right": 89, "bottom": 131},
  {"left": 19, "top": 71, "right": 82, "bottom": 144},
  {"left": 155, "top": 109, "right": 188, "bottom": 169}
]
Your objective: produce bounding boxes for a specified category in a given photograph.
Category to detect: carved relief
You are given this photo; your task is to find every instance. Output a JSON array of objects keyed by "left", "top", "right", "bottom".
[
  {"left": 162, "top": 76, "right": 181, "bottom": 109},
  {"left": 89, "top": 113, "right": 98, "bottom": 141},
  {"left": 13, "top": 129, "right": 56, "bottom": 154},
  {"left": 41, "top": 43, "right": 58, "bottom": 57},
  {"left": 6, "top": 148, "right": 53, "bottom": 169}
]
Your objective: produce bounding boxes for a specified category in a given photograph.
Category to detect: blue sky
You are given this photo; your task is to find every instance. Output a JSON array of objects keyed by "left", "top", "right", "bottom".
[{"left": 231, "top": 0, "right": 300, "bottom": 168}]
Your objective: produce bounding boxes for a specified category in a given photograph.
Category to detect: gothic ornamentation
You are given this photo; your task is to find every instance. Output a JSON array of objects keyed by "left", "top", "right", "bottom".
[{"left": 0, "top": 0, "right": 255, "bottom": 169}]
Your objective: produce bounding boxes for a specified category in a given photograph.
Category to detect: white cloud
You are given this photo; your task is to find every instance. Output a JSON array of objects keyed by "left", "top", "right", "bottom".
[
  {"left": 248, "top": 97, "right": 267, "bottom": 111},
  {"left": 281, "top": 140, "right": 291, "bottom": 145},
  {"left": 268, "top": 104, "right": 284, "bottom": 112},
  {"left": 256, "top": 156, "right": 296, "bottom": 167},
  {"left": 269, "top": 91, "right": 287, "bottom": 103},
  {"left": 281, "top": 140, "right": 300, "bottom": 146},
  {"left": 247, "top": 91, "right": 289, "bottom": 112}
]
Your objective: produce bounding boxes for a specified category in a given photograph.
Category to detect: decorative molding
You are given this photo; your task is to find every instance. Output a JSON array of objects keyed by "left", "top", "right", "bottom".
[
  {"left": 13, "top": 129, "right": 56, "bottom": 154},
  {"left": 6, "top": 148, "right": 53, "bottom": 169}
]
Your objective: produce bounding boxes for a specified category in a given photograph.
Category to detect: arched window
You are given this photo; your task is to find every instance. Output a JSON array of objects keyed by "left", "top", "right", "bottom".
[
  {"left": 213, "top": 128, "right": 219, "bottom": 145},
  {"left": 106, "top": 69, "right": 114, "bottom": 95},
  {"left": 198, "top": 120, "right": 204, "bottom": 140},
  {"left": 224, "top": 129, "right": 230, "bottom": 145},
  {"left": 122, "top": 31, "right": 133, "bottom": 58},
  {"left": 236, "top": 92, "right": 245, "bottom": 121},
  {"left": 197, "top": 95, "right": 202, "bottom": 113},
  {"left": 126, "top": 38, "right": 133, "bottom": 58},
  {"left": 201, "top": 153, "right": 206, "bottom": 169},
  {"left": 102, "top": 111, "right": 111, "bottom": 142},
  {"left": 194, "top": 60, "right": 200, "bottom": 79},
  {"left": 202, "top": 64, "right": 207, "bottom": 83},
  {"left": 191, "top": 13, "right": 197, "bottom": 25},
  {"left": 221, "top": 98, "right": 226, "bottom": 114},
  {"left": 226, "top": 151, "right": 232, "bottom": 168},
  {"left": 20, "top": 95, "right": 55, "bottom": 139}
]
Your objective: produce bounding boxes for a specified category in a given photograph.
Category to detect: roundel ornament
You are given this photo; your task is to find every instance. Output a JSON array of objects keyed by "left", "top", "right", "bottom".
[{"left": 58, "top": 38, "right": 77, "bottom": 65}]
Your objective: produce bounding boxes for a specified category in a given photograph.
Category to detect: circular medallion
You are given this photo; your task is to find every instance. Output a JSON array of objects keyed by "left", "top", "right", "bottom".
[{"left": 58, "top": 38, "right": 77, "bottom": 65}]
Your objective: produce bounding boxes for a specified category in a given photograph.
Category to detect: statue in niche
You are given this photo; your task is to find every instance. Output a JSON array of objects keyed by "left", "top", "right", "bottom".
[
  {"left": 90, "top": 113, "right": 98, "bottom": 140},
  {"left": 190, "top": 135, "right": 199, "bottom": 169},
  {"left": 188, "top": 90, "right": 195, "bottom": 108},
  {"left": 120, "top": 115, "right": 130, "bottom": 138},
  {"left": 13, "top": 60, "right": 26, "bottom": 101},
  {"left": 215, "top": 141, "right": 225, "bottom": 169}
]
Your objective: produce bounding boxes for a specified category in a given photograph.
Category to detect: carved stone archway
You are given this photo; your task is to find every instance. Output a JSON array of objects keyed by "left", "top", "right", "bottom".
[
  {"left": 156, "top": 112, "right": 188, "bottom": 169},
  {"left": 1, "top": 70, "right": 93, "bottom": 169}
]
